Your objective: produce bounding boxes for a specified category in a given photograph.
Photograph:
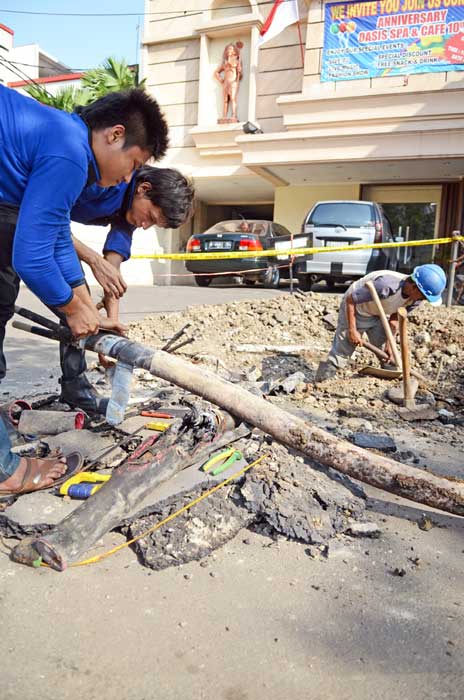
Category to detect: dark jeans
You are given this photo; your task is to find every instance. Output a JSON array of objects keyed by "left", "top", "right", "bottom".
[
  {"left": 0, "top": 204, "right": 87, "bottom": 382},
  {"left": 0, "top": 415, "right": 20, "bottom": 482}
]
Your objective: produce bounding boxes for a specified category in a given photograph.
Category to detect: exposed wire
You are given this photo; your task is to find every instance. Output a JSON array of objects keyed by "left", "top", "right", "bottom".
[
  {"left": 0, "top": 54, "right": 54, "bottom": 97},
  {"left": 5, "top": 59, "right": 79, "bottom": 71},
  {"left": 0, "top": 3, "right": 275, "bottom": 17},
  {"left": 4, "top": 58, "right": 135, "bottom": 74}
]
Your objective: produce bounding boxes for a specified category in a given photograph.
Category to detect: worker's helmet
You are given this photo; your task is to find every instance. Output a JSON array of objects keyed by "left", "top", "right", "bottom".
[{"left": 411, "top": 264, "right": 446, "bottom": 305}]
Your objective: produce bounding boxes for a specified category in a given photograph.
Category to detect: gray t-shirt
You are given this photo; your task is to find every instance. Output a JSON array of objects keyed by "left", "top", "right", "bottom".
[{"left": 347, "top": 271, "right": 421, "bottom": 318}]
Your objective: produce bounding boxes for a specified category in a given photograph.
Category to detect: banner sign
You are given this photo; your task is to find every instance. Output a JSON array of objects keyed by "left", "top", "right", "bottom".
[{"left": 321, "top": 0, "right": 464, "bottom": 82}]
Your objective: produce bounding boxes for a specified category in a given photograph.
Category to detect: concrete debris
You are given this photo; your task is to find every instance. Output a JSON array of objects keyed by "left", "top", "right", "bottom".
[
  {"left": 2, "top": 290, "right": 463, "bottom": 570},
  {"left": 322, "top": 313, "right": 338, "bottom": 330},
  {"left": 119, "top": 442, "right": 366, "bottom": 570},
  {"left": 397, "top": 405, "right": 439, "bottom": 422},
  {"left": 438, "top": 408, "right": 455, "bottom": 419},
  {"left": 345, "top": 521, "right": 381, "bottom": 538},
  {"left": 349, "top": 432, "right": 397, "bottom": 452},
  {"left": 413, "top": 331, "right": 432, "bottom": 347},
  {"left": 386, "top": 379, "right": 419, "bottom": 406},
  {"left": 269, "top": 371, "right": 306, "bottom": 395},
  {"left": 418, "top": 515, "right": 434, "bottom": 531},
  {"left": 0, "top": 491, "right": 78, "bottom": 538},
  {"left": 236, "top": 344, "right": 322, "bottom": 354},
  {"left": 121, "top": 488, "right": 254, "bottom": 571}
]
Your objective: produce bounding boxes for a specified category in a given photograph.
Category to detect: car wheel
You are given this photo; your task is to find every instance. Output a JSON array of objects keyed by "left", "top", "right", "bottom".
[
  {"left": 262, "top": 266, "right": 280, "bottom": 289},
  {"left": 298, "top": 274, "right": 313, "bottom": 292},
  {"left": 194, "top": 275, "right": 212, "bottom": 287}
]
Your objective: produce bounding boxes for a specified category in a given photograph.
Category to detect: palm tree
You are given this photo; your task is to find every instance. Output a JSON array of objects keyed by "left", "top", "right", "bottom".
[
  {"left": 24, "top": 83, "right": 89, "bottom": 112},
  {"left": 24, "top": 57, "right": 145, "bottom": 111},
  {"left": 81, "top": 57, "right": 146, "bottom": 101}
]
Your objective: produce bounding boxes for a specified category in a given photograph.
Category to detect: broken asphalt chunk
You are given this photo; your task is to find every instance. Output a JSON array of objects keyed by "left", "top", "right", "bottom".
[{"left": 349, "top": 432, "right": 397, "bottom": 453}]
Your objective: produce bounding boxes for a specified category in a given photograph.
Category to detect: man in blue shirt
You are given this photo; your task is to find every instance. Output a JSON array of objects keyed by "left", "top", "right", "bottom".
[
  {"left": 66, "top": 166, "right": 194, "bottom": 404},
  {"left": 0, "top": 86, "right": 169, "bottom": 496}
]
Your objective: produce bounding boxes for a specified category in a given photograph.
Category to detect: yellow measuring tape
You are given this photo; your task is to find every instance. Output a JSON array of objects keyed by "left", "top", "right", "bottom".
[
  {"left": 131, "top": 235, "right": 464, "bottom": 262},
  {"left": 59, "top": 453, "right": 268, "bottom": 568}
]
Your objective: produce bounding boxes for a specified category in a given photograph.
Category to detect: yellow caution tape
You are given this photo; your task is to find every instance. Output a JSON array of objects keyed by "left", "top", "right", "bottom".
[{"left": 131, "top": 235, "right": 463, "bottom": 262}]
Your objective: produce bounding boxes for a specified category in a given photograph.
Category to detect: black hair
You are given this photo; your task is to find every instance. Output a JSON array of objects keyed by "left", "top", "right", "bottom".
[
  {"left": 134, "top": 166, "right": 195, "bottom": 229},
  {"left": 76, "top": 89, "right": 169, "bottom": 161}
]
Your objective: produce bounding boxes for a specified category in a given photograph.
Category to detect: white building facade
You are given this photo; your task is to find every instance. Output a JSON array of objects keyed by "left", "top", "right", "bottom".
[{"left": 140, "top": 0, "right": 464, "bottom": 281}]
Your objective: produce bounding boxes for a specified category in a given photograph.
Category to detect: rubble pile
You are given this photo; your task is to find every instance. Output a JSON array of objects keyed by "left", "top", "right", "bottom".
[
  {"left": 2, "top": 291, "right": 463, "bottom": 570},
  {"left": 129, "top": 291, "right": 464, "bottom": 389},
  {"left": 120, "top": 442, "right": 366, "bottom": 571},
  {"left": 0, "top": 406, "right": 370, "bottom": 567}
]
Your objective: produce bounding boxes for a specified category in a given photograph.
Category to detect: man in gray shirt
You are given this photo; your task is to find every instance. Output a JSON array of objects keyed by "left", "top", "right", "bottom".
[{"left": 315, "top": 264, "right": 446, "bottom": 382}]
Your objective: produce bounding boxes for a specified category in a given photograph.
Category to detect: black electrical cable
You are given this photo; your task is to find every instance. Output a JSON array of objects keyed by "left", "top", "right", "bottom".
[
  {"left": 0, "top": 54, "right": 55, "bottom": 97},
  {"left": 0, "top": 2, "right": 277, "bottom": 18}
]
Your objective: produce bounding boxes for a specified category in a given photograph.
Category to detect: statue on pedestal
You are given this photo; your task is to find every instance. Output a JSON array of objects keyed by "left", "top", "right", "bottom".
[{"left": 214, "top": 41, "right": 243, "bottom": 124}]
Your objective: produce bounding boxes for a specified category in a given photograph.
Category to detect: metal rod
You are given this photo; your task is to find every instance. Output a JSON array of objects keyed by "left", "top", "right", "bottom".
[
  {"left": 404, "top": 225, "right": 410, "bottom": 265},
  {"left": 161, "top": 323, "right": 191, "bottom": 351},
  {"left": 289, "top": 232, "right": 294, "bottom": 295},
  {"left": 14, "top": 305, "right": 61, "bottom": 333},
  {"left": 12, "top": 320, "right": 62, "bottom": 342},
  {"left": 446, "top": 231, "right": 461, "bottom": 308},
  {"left": 85, "top": 425, "right": 146, "bottom": 470},
  {"left": 165, "top": 336, "right": 194, "bottom": 354}
]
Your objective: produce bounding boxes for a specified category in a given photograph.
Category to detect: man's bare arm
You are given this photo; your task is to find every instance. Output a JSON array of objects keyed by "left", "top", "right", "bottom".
[
  {"left": 101, "top": 251, "right": 124, "bottom": 320},
  {"left": 345, "top": 293, "right": 363, "bottom": 345},
  {"left": 73, "top": 236, "right": 127, "bottom": 298}
]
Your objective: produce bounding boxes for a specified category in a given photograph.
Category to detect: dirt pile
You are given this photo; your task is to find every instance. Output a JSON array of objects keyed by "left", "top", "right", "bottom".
[
  {"left": 129, "top": 290, "right": 464, "bottom": 396},
  {"left": 2, "top": 291, "right": 462, "bottom": 571}
]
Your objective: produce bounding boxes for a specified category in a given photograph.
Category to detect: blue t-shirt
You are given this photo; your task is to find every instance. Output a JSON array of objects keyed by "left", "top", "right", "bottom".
[
  {"left": 0, "top": 85, "right": 99, "bottom": 306},
  {"left": 71, "top": 179, "right": 136, "bottom": 262}
]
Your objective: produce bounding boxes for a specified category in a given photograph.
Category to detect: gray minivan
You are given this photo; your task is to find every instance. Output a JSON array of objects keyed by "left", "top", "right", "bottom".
[{"left": 295, "top": 200, "right": 397, "bottom": 291}]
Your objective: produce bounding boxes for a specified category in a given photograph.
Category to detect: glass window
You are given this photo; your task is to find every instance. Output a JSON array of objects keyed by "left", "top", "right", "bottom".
[
  {"left": 206, "top": 220, "right": 270, "bottom": 236},
  {"left": 308, "top": 203, "right": 375, "bottom": 228},
  {"left": 273, "top": 223, "right": 292, "bottom": 237}
]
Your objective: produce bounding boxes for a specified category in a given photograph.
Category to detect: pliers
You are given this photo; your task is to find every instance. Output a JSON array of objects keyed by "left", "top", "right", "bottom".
[{"left": 201, "top": 447, "right": 243, "bottom": 476}]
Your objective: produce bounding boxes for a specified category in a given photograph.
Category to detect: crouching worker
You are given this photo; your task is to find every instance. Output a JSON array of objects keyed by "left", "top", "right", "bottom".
[
  {"left": 315, "top": 265, "right": 446, "bottom": 383},
  {"left": 61, "top": 166, "right": 195, "bottom": 411}
]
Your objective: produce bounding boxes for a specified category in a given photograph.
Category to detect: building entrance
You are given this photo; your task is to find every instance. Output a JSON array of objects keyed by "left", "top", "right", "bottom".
[
  {"left": 382, "top": 202, "right": 437, "bottom": 271},
  {"left": 362, "top": 184, "right": 441, "bottom": 273}
]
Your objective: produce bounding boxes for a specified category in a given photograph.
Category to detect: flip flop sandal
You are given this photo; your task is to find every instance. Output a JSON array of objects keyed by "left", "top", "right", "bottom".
[{"left": 0, "top": 451, "right": 84, "bottom": 498}]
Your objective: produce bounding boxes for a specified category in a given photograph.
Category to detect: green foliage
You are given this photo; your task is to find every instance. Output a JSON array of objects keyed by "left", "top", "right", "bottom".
[
  {"left": 24, "top": 57, "right": 145, "bottom": 112},
  {"left": 82, "top": 57, "right": 146, "bottom": 100},
  {"left": 24, "top": 83, "right": 89, "bottom": 112}
]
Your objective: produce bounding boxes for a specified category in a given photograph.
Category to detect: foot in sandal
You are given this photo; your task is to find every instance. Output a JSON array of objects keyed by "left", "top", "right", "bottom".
[{"left": 0, "top": 453, "right": 83, "bottom": 497}]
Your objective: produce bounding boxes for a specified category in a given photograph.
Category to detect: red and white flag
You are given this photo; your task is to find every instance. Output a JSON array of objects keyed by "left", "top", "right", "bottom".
[{"left": 258, "top": 0, "right": 299, "bottom": 47}]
